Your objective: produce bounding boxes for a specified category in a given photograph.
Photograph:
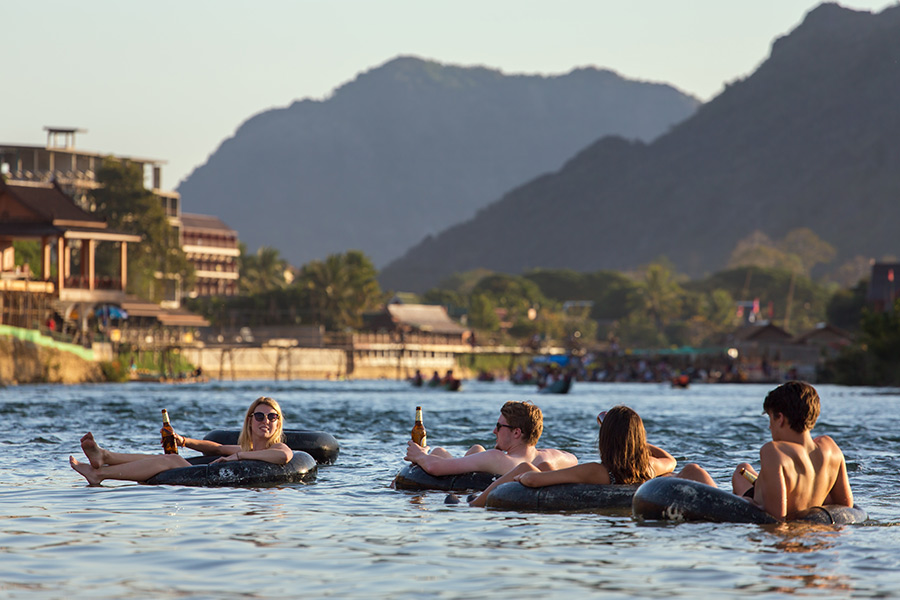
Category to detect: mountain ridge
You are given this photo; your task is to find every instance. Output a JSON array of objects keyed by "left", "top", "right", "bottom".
[
  {"left": 378, "top": 3, "right": 900, "bottom": 292},
  {"left": 177, "top": 56, "right": 700, "bottom": 267}
]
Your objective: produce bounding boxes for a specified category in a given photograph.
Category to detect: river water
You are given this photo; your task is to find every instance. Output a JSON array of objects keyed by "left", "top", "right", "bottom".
[{"left": 1, "top": 380, "right": 898, "bottom": 599}]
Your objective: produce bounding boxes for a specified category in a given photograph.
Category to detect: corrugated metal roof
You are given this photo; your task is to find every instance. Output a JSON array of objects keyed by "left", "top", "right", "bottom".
[{"left": 386, "top": 304, "right": 466, "bottom": 334}]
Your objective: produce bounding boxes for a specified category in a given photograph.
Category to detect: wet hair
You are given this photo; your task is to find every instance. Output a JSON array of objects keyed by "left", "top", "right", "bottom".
[
  {"left": 500, "top": 400, "right": 543, "bottom": 446},
  {"left": 763, "top": 381, "right": 820, "bottom": 433},
  {"left": 598, "top": 405, "right": 653, "bottom": 485},
  {"left": 238, "top": 396, "right": 286, "bottom": 450}
]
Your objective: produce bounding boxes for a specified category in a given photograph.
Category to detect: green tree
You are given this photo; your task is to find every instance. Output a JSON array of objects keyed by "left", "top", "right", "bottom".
[
  {"left": 13, "top": 240, "right": 42, "bottom": 277},
  {"left": 614, "top": 311, "right": 668, "bottom": 348},
  {"left": 824, "top": 255, "right": 875, "bottom": 288},
  {"left": 823, "top": 301, "right": 900, "bottom": 386},
  {"left": 91, "top": 158, "right": 193, "bottom": 302},
  {"left": 471, "top": 273, "right": 549, "bottom": 323},
  {"left": 468, "top": 293, "right": 500, "bottom": 331},
  {"left": 688, "top": 266, "right": 830, "bottom": 334},
  {"left": 826, "top": 279, "right": 868, "bottom": 332},
  {"left": 779, "top": 228, "right": 836, "bottom": 276},
  {"left": 678, "top": 288, "right": 736, "bottom": 347},
  {"left": 422, "top": 288, "right": 465, "bottom": 311},
  {"left": 433, "top": 269, "right": 495, "bottom": 296},
  {"left": 728, "top": 228, "right": 835, "bottom": 278},
  {"left": 297, "top": 250, "right": 382, "bottom": 330},
  {"left": 524, "top": 268, "right": 636, "bottom": 321},
  {"left": 630, "top": 262, "right": 685, "bottom": 338},
  {"left": 239, "top": 244, "right": 290, "bottom": 295},
  {"left": 728, "top": 231, "right": 801, "bottom": 273}
]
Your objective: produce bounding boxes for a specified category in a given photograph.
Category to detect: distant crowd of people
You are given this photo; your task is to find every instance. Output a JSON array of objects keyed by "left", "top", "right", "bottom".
[{"left": 504, "top": 352, "right": 797, "bottom": 386}]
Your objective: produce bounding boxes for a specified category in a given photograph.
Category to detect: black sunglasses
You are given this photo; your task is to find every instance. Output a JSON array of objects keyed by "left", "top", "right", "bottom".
[
  {"left": 495, "top": 422, "right": 515, "bottom": 430},
  {"left": 252, "top": 411, "right": 280, "bottom": 422}
]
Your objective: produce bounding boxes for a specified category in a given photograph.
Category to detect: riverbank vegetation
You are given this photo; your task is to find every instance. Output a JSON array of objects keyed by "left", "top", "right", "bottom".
[{"left": 177, "top": 227, "right": 898, "bottom": 386}]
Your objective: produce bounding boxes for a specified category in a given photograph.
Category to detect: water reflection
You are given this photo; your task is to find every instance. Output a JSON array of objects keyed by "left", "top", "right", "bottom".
[
  {"left": 764, "top": 562, "right": 853, "bottom": 595},
  {"left": 1, "top": 381, "right": 898, "bottom": 598}
]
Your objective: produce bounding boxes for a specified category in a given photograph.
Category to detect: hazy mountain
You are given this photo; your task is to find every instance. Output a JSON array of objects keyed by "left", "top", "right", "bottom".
[
  {"left": 379, "top": 3, "right": 900, "bottom": 292},
  {"left": 177, "top": 56, "right": 699, "bottom": 267}
]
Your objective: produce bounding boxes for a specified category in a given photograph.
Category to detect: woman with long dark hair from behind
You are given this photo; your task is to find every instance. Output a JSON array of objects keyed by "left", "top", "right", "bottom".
[{"left": 469, "top": 405, "right": 675, "bottom": 506}]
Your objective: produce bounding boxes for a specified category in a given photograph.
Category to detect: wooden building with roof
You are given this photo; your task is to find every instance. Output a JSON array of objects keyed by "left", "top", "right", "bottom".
[
  {"left": 0, "top": 127, "right": 179, "bottom": 220},
  {"left": 0, "top": 180, "right": 140, "bottom": 335},
  {"left": 791, "top": 323, "right": 854, "bottom": 359},
  {"left": 365, "top": 303, "right": 469, "bottom": 344}
]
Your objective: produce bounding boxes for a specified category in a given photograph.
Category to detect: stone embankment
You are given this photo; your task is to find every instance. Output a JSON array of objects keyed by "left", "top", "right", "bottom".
[
  {"left": 0, "top": 336, "right": 103, "bottom": 385},
  {"left": 181, "top": 345, "right": 467, "bottom": 381}
]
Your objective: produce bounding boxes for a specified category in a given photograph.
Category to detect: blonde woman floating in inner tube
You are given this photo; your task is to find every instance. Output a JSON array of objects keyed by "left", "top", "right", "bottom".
[{"left": 70, "top": 397, "right": 292, "bottom": 486}]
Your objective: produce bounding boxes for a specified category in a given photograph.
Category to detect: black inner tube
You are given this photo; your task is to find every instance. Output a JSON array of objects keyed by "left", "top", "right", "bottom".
[{"left": 202, "top": 429, "right": 340, "bottom": 465}]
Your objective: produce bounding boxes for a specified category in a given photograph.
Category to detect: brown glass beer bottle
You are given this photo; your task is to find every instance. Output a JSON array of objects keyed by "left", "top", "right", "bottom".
[
  {"left": 411, "top": 406, "right": 427, "bottom": 447},
  {"left": 161, "top": 409, "right": 178, "bottom": 455},
  {"left": 740, "top": 467, "right": 757, "bottom": 484}
]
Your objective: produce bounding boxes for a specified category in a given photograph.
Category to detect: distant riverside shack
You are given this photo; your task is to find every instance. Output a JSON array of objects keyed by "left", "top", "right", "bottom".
[
  {"left": 722, "top": 322, "right": 853, "bottom": 382},
  {"left": 181, "top": 304, "right": 474, "bottom": 381},
  {"left": 356, "top": 303, "right": 472, "bottom": 379}
]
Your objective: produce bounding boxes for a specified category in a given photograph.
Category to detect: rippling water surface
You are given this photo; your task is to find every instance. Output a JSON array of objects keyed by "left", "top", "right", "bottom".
[{"left": 1, "top": 380, "right": 898, "bottom": 599}]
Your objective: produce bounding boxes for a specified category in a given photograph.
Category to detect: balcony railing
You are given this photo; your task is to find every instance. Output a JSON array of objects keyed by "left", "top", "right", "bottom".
[{"left": 63, "top": 276, "right": 123, "bottom": 290}]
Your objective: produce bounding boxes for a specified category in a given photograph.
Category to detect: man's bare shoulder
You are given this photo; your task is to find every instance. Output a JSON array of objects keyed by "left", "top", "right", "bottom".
[
  {"left": 759, "top": 440, "right": 800, "bottom": 463},
  {"left": 536, "top": 447, "right": 575, "bottom": 457},
  {"left": 813, "top": 434, "right": 841, "bottom": 450},
  {"left": 535, "top": 447, "right": 578, "bottom": 467}
]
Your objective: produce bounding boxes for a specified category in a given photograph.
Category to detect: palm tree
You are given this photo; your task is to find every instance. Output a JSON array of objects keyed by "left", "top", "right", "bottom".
[
  {"left": 298, "top": 251, "right": 382, "bottom": 330},
  {"left": 240, "top": 246, "right": 289, "bottom": 295}
]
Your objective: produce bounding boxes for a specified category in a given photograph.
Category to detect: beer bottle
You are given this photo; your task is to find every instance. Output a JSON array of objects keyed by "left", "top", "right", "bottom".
[
  {"left": 411, "top": 406, "right": 427, "bottom": 447},
  {"left": 740, "top": 467, "right": 757, "bottom": 484},
  {"left": 161, "top": 409, "right": 178, "bottom": 455}
]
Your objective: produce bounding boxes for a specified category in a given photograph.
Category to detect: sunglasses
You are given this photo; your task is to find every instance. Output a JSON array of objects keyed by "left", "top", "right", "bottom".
[
  {"left": 495, "top": 422, "right": 515, "bottom": 430},
  {"left": 252, "top": 411, "right": 280, "bottom": 423}
]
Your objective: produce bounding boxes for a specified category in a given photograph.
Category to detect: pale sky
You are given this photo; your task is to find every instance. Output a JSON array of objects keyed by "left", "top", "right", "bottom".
[{"left": 4, "top": 1, "right": 896, "bottom": 196}]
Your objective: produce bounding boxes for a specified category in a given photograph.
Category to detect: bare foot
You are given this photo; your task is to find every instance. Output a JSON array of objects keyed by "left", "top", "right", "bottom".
[
  {"left": 69, "top": 456, "right": 102, "bottom": 486},
  {"left": 80, "top": 432, "right": 104, "bottom": 468}
]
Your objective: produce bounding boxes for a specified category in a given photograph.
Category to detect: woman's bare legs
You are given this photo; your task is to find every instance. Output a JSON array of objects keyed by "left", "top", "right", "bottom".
[
  {"left": 72, "top": 432, "right": 191, "bottom": 485},
  {"left": 70, "top": 453, "right": 190, "bottom": 486},
  {"left": 81, "top": 432, "right": 164, "bottom": 467}
]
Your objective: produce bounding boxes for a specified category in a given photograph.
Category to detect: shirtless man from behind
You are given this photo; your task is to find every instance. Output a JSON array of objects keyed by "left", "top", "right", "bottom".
[
  {"left": 679, "top": 381, "right": 853, "bottom": 520},
  {"left": 404, "top": 400, "right": 577, "bottom": 477}
]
